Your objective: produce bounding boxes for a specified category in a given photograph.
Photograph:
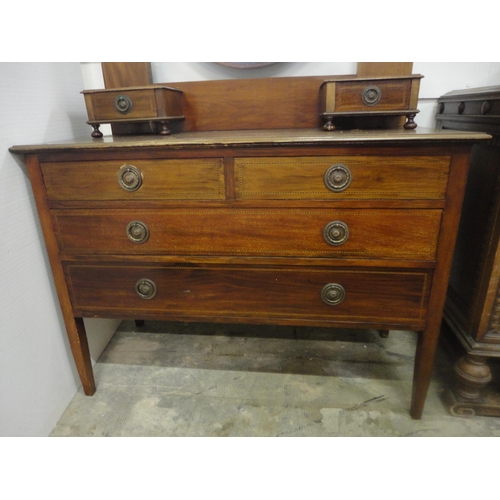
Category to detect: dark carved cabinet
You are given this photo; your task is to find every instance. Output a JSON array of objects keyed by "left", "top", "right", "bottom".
[{"left": 437, "top": 85, "right": 500, "bottom": 416}]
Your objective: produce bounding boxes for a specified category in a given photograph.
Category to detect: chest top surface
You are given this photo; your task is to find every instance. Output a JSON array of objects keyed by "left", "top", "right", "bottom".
[{"left": 9, "top": 127, "right": 490, "bottom": 155}]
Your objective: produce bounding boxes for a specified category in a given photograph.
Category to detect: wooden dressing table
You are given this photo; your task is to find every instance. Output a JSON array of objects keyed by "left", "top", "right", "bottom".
[{"left": 10, "top": 76, "right": 489, "bottom": 419}]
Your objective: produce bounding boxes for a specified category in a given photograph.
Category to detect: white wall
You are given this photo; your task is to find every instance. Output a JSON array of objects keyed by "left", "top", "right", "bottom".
[
  {"left": 0, "top": 63, "right": 120, "bottom": 437},
  {"left": 82, "top": 62, "right": 500, "bottom": 130},
  {"left": 150, "top": 62, "right": 358, "bottom": 82}
]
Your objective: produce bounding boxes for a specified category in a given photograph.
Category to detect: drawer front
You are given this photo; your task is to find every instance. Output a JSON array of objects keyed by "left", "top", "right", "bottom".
[
  {"left": 53, "top": 208, "right": 442, "bottom": 260},
  {"left": 234, "top": 156, "right": 450, "bottom": 200},
  {"left": 89, "top": 89, "right": 158, "bottom": 120},
  {"left": 335, "top": 79, "right": 412, "bottom": 112},
  {"left": 41, "top": 159, "right": 225, "bottom": 201},
  {"left": 66, "top": 264, "right": 431, "bottom": 326}
]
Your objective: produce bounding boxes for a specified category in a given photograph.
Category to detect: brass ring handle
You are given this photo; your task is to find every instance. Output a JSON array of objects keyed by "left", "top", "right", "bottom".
[
  {"left": 135, "top": 279, "right": 157, "bottom": 300},
  {"left": 118, "top": 165, "right": 142, "bottom": 192},
  {"left": 324, "top": 164, "right": 352, "bottom": 192},
  {"left": 321, "top": 283, "right": 345, "bottom": 306},
  {"left": 126, "top": 221, "right": 150, "bottom": 244},
  {"left": 323, "top": 221, "right": 349, "bottom": 246},
  {"left": 115, "top": 94, "right": 133, "bottom": 114}
]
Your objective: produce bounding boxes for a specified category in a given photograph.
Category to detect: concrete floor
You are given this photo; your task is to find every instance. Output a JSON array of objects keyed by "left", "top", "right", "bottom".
[{"left": 50, "top": 320, "right": 500, "bottom": 437}]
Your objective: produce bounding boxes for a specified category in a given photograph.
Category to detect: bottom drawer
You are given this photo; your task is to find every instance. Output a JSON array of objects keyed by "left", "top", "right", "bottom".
[{"left": 66, "top": 264, "right": 431, "bottom": 327}]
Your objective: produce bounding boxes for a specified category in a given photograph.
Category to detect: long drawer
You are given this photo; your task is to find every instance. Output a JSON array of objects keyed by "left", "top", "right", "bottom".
[
  {"left": 234, "top": 155, "right": 450, "bottom": 200},
  {"left": 65, "top": 263, "right": 432, "bottom": 326},
  {"left": 53, "top": 208, "right": 442, "bottom": 260},
  {"left": 41, "top": 158, "right": 225, "bottom": 200}
]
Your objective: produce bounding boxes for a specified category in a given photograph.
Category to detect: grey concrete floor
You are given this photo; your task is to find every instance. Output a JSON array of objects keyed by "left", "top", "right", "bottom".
[{"left": 51, "top": 320, "right": 500, "bottom": 437}]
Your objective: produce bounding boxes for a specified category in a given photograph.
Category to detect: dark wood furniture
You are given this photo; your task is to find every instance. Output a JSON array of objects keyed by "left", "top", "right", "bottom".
[
  {"left": 437, "top": 85, "right": 500, "bottom": 416},
  {"left": 10, "top": 123, "right": 488, "bottom": 419}
]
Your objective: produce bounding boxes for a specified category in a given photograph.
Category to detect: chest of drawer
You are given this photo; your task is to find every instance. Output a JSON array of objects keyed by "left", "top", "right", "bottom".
[
  {"left": 11, "top": 124, "right": 482, "bottom": 420},
  {"left": 41, "top": 158, "right": 225, "bottom": 201},
  {"left": 234, "top": 156, "right": 450, "bottom": 200},
  {"left": 65, "top": 263, "right": 431, "bottom": 328},
  {"left": 53, "top": 208, "right": 442, "bottom": 261}
]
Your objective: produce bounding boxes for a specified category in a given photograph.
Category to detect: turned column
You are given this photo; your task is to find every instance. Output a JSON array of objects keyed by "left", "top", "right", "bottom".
[{"left": 454, "top": 354, "right": 492, "bottom": 401}]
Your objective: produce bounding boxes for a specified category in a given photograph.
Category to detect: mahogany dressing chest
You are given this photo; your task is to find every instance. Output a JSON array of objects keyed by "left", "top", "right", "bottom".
[{"left": 10, "top": 125, "right": 489, "bottom": 419}]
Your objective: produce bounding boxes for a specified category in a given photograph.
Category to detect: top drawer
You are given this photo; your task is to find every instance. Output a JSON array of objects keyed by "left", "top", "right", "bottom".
[
  {"left": 41, "top": 158, "right": 225, "bottom": 201},
  {"left": 234, "top": 156, "right": 450, "bottom": 200}
]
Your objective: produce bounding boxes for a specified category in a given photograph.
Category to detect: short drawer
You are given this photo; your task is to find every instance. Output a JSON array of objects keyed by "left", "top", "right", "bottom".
[
  {"left": 66, "top": 264, "right": 431, "bottom": 326},
  {"left": 53, "top": 208, "right": 442, "bottom": 261},
  {"left": 322, "top": 78, "right": 417, "bottom": 113},
  {"left": 234, "top": 156, "right": 450, "bottom": 200},
  {"left": 41, "top": 158, "right": 225, "bottom": 201},
  {"left": 82, "top": 86, "right": 183, "bottom": 122}
]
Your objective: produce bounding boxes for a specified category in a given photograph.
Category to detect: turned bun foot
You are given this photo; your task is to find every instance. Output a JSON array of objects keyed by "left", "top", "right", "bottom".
[
  {"left": 159, "top": 121, "right": 171, "bottom": 135},
  {"left": 90, "top": 124, "right": 103, "bottom": 138},
  {"left": 323, "top": 118, "right": 335, "bottom": 131},
  {"left": 404, "top": 113, "right": 417, "bottom": 130}
]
